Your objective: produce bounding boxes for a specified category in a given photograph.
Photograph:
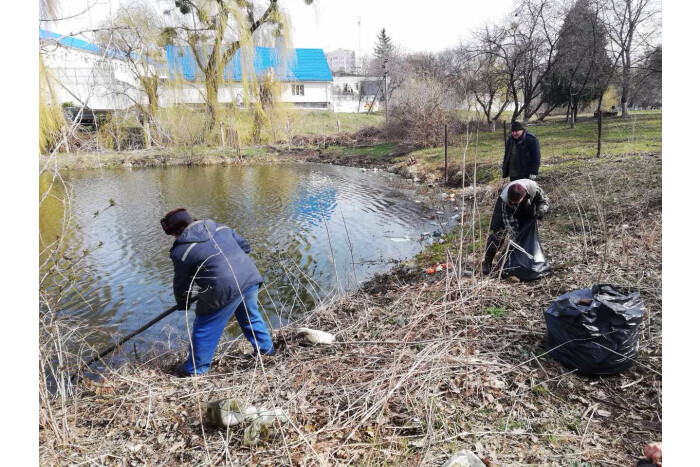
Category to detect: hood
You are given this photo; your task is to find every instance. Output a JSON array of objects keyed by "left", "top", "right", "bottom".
[
  {"left": 500, "top": 179, "right": 538, "bottom": 204},
  {"left": 175, "top": 219, "right": 218, "bottom": 244}
]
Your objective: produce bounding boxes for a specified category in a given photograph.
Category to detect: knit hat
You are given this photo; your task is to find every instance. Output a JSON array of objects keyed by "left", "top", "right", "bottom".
[
  {"left": 160, "top": 208, "right": 193, "bottom": 235},
  {"left": 507, "top": 183, "right": 527, "bottom": 203},
  {"left": 511, "top": 121, "right": 525, "bottom": 132}
]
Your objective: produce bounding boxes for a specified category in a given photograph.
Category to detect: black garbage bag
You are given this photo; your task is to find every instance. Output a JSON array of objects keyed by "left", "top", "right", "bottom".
[
  {"left": 497, "top": 217, "right": 551, "bottom": 281},
  {"left": 544, "top": 284, "right": 646, "bottom": 376}
]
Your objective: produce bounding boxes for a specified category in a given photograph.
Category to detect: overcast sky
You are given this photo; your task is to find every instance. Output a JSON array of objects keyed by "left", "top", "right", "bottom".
[{"left": 42, "top": 0, "right": 516, "bottom": 54}]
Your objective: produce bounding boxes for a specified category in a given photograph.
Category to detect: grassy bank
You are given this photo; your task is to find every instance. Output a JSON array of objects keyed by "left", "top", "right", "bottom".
[
  {"left": 322, "top": 111, "right": 662, "bottom": 185},
  {"left": 40, "top": 123, "right": 662, "bottom": 465},
  {"left": 45, "top": 111, "right": 661, "bottom": 180}
]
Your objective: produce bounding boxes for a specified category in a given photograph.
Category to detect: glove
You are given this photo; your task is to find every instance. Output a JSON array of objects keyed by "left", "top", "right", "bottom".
[
  {"left": 536, "top": 207, "right": 545, "bottom": 220},
  {"left": 176, "top": 299, "right": 188, "bottom": 311},
  {"left": 528, "top": 174, "right": 538, "bottom": 180}
]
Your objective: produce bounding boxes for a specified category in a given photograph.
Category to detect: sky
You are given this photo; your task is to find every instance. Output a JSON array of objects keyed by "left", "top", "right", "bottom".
[{"left": 41, "top": 0, "right": 516, "bottom": 54}]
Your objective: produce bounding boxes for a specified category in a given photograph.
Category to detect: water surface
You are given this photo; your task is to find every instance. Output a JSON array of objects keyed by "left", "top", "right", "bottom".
[{"left": 40, "top": 162, "right": 448, "bottom": 354}]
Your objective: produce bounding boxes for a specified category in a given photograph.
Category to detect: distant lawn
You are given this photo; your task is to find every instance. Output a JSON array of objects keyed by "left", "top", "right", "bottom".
[
  {"left": 407, "top": 111, "right": 662, "bottom": 177},
  {"left": 326, "top": 142, "right": 395, "bottom": 159},
  {"left": 293, "top": 110, "right": 385, "bottom": 135}
]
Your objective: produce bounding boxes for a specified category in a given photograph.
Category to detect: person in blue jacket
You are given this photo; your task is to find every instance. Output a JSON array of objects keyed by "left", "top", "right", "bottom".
[
  {"left": 502, "top": 121, "right": 541, "bottom": 182},
  {"left": 160, "top": 208, "right": 274, "bottom": 376}
]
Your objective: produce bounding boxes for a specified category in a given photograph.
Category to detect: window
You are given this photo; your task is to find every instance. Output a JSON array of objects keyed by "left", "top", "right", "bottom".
[{"left": 292, "top": 84, "right": 305, "bottom": 96}]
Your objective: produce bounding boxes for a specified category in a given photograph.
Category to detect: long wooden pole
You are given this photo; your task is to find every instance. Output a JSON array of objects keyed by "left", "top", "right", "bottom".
[
  {"left": 71, "top": 298, "right": 198, "bottom": 380},
  {"left": 444, "top": 124, "right": 448, "bottom": 185}
]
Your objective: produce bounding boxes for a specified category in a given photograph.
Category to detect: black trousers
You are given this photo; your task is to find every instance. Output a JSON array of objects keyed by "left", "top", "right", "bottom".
[{"left": 484, "top": 198, "right": 533, "bottom": 259}]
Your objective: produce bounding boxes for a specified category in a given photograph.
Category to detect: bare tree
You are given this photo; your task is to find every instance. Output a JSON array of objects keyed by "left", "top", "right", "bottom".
[
  {"left": 478, "top": 0, "right": 566, "bottom": 123},
  {"left": 629, "top": 45, "right": 661, "bottom": 109},
  {"left": 604, "top": 0, "right": 660, "bottom": 117},
  {"left": 456, "top": 41, "right": 510, "bottom": 130}
]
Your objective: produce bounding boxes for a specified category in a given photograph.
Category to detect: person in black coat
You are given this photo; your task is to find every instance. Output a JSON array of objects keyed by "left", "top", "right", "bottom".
[
  {"left": 481, "top": 180, "right": 550, "bottom": 275},
  {"left": 502, "top": 121, "right": 541, "bottom": 182},
  {"left": 161, "top": 208, "right": 274, "bottom": 376}
]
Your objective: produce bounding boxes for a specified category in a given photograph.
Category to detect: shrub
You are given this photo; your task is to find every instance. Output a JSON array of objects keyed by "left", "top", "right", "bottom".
[{"left": 385, "top": 77, "right": 459, "bottom": 148}]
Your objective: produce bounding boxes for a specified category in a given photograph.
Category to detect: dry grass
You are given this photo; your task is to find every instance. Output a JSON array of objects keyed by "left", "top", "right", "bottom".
[{"left": 39, "top": 146, "right": 661, "bottom": 465}]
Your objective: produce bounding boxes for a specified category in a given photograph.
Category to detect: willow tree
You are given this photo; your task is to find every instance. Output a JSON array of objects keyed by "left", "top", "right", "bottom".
[
  {"left": 165, "top": 0, "right": 312, "bottom": 130},
  {"left": 39, "top": 58, "right": 65, "bottom": 154},
  {"left": 99, "top": 4, "right": 167, "bottom": 136}
]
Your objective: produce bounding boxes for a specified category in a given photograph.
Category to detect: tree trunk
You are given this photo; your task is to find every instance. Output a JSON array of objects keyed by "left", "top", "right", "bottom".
[
  {"left": 570, "top": 95, "right": 575, "bottom": 129},
  {"left": 596, "top": 94, "right": 604, "bottom": 156},
  {"left": 537, "top": 104, "right": 557, "bottom": 122},
  {"left": 523, "top": 102, "right": 530, "bottom": 124},
  {"left": 205, "top": 78, "right": 220, "bottom": 131},
  {"left": 621, "top": 49, "right": 631, "bottom": 117}
]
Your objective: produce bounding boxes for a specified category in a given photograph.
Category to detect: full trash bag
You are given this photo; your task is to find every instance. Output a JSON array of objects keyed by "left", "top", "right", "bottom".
[
  {"left": 544, "top": 284, "right": 646, "bottom": 376},
  {"left": 497, "top": 217, "right": 551, "bottom": 281}
]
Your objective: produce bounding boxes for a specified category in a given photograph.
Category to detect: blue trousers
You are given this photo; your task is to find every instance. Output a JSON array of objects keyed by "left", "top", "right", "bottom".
[{"left": 184, "top": 285, "right": 274, "bottom": 375}]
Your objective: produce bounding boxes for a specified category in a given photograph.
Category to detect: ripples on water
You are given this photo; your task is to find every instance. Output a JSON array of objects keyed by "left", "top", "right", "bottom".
[{"left": 40, "top": 162, "right": 444, "bottom": 354}]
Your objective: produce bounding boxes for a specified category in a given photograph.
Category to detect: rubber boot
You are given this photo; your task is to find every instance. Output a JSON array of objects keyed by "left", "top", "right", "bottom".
[{"left": 481, "top": 256, "right": 494, "bottom": 276}]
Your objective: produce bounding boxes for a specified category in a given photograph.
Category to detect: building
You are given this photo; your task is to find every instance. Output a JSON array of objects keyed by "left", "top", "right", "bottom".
[
  {"left": 325, "top": 49, "right": 357, "bottom": 75},
  {"left": 41, "top": 28, "right": 351, "bottom": 114},
  {"left": 330, "top": 76, "right": 382, "bottom": 113},
  {"left": 164, "top": 46, "right": 333, "bottom": 110},
  {"left": 40, "top": 28, "right": 142, "bottom": 117}
]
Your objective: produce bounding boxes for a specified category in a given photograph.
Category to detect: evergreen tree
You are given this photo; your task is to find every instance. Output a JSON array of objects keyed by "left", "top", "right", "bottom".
[
  {"left": 373, "top": 28, "right": 395, "bottom": 60},
  {"left": 541, "top": 0, "right": 611, "bottom": 123}
]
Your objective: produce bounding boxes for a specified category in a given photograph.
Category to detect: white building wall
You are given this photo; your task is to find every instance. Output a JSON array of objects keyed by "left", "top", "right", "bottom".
[
  {"left": 279, "top": 82, "right": 329, "bottom": 106},
  {"left": 330, "top": 76, "right": 381, "bottom": 113},
  {"left": 41, "top": 46, "right": 137, "bottom": 110},
  {"left": 43, "top": 43, "right": 333, "bottom": 111},
  {"left": 162, "top": 81, "right": 330, "bottom": 109}
]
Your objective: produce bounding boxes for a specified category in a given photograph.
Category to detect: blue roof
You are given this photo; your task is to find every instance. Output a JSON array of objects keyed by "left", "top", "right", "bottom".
[
  {"left": 166, "top": 45, "right": 332, "bottom": 82},
  {"left": 39, "top": 28, "right": 143, "bottom": 62},
  {"left": 40, "top": 29, "right": 102, "bottom": 54}
]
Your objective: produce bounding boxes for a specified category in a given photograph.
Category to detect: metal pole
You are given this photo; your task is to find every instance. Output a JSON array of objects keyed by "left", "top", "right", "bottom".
[{"left": 444, "top": 124, "right": 448, "bottom": 185}]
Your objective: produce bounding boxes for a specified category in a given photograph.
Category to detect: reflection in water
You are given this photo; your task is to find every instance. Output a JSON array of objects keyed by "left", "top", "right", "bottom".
[{"left": 40, "top": 163, "right": 439, "bottom": 355}]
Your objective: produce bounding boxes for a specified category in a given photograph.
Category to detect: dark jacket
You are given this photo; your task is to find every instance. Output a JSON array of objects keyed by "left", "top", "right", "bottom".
[
  {"left": 169, "top": 220, "right": 263, "bottom": 316},
  {"left": 502, "top": 130, "right": 541, "bottom": 179},
  {"left": 496, "top": 179, "right": 550, "bottom": 234}
]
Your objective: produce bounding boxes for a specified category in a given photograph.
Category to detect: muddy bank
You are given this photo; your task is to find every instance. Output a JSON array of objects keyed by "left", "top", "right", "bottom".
[
  {"left": 40, "top": 146, "right": 281, "bottom": 171},
  {"left": 40, "top": 137, "right": 500, "bottom": 192}
]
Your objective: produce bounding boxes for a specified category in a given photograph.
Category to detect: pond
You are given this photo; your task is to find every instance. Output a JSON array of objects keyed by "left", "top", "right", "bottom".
[{"left": 40, "top": 162, "right": 451, "bottom": 358}]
